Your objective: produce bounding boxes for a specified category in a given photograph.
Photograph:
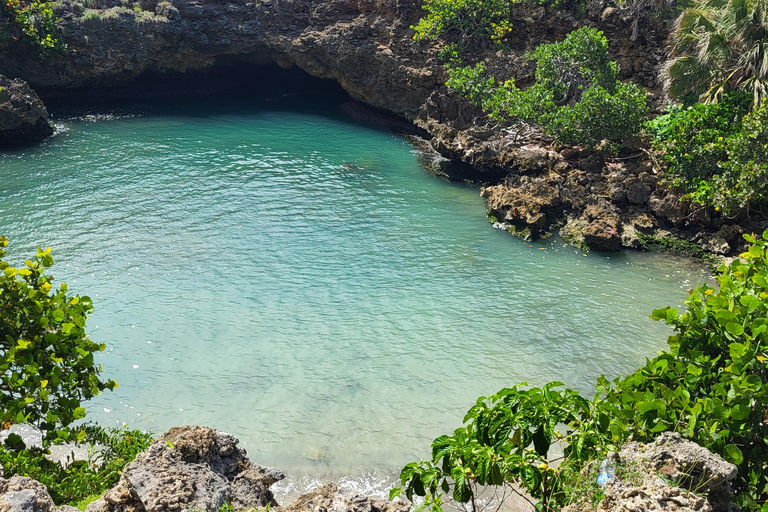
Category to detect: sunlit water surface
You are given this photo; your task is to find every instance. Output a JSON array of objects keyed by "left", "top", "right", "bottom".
[{"left": 0, "top": 95, "right": 710, "bottom": 499}]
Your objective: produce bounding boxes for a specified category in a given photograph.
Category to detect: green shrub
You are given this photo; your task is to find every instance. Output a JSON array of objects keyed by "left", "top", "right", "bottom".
[
  {"left": 529, "top": 25, "right": 619, "bottom": 102},
  {"left": 445, "top": 28, "right": 648, "bottom": 152},
  {"left": 645, "top": 95, "right": 768, "bottom": 212},
  {"left": 0, "top": 425, "right": 153, "bottom": 505},
  {"left": 392, "top": 383, "right": 609, "bottom": 512},
  {"left": 412, "top": 0, "right": 512, "bottom": 55},
  {"left": 601, "top": 227, "right": 768, "bottom": 510},
  {"left": 0, "top": 237, "right": 117, "bottom": 444}
]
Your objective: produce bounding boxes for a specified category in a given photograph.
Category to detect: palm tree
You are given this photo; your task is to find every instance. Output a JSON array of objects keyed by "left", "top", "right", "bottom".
[{"left": 667, "top": 0, "right": 768, "bottom": 109}]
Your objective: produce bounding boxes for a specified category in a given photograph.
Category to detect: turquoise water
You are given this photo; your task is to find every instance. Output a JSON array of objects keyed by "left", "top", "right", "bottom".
[{"left": 0, "top": 95, "right": 709, "bottom": 497}]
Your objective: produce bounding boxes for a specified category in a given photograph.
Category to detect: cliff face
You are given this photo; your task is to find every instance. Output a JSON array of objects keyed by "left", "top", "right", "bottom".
[
  {"left": 7, "top": 0, "right": 751, "bottom": 255},
  {"left": 0, "top": 0, "right": 667, "bottom": 126}
]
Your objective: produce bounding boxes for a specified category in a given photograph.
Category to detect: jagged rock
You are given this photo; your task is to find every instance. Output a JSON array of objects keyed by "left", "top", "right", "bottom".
[
  {"left": 598, "top": 477, "right": 711, "bottom": 512},
  {"left": 626, "top": 180, "right": 652, "bottom": 205},
  {"left": 581, "top": 204, "right": 622, "bottom": 251},
  {"left": 0, "top": 476, "right": 57, "bottom": 512},
  {"left": 649, "top": 193, "right": 690, "bottom": 227},
  {"left": 482, "top": 175, "right": 561, "bottom": 239},
  {"left": 0, "top": 75, "right": 53, "bottom": 147},
  {"left": 618, "top": 432, "right": 737, "bottom": 494},
  {"left": 86, "top": 426, "right": 285, "bottom": 512},
  {"left": 281, "top": 483, "right": 410, "bottom": 512}
]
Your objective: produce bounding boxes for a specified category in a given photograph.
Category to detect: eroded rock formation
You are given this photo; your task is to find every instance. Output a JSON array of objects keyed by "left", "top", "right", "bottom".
[
  {"left": 0, "top": 75, "right": 53, "bottom": 147},
  {"left": 85, "top": 426, "right": 285, "bottom": 512}
]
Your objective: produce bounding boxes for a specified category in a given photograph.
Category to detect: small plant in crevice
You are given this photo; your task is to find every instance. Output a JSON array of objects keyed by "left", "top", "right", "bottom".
[{"left": 1, "top": 0, "right": 68, "bottom": 58}]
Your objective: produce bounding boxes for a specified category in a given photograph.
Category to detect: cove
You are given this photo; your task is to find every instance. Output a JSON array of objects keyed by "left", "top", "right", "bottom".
[{"left": 0, "top": 92, "right": 710, "bottom": 497}]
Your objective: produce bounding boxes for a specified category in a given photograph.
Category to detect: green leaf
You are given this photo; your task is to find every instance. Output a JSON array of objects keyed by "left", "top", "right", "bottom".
[{"left": 724, "top": 444, "right": 744, "bottom": 464}]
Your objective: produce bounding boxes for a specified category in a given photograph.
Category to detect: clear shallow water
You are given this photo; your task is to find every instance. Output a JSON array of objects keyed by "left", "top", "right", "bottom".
[{"left": 0, "top": 95, "right": 709, "bottom": 498}]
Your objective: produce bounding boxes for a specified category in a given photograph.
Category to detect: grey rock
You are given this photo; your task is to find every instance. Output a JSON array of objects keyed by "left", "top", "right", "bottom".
[
  {"left": 281, "top": 483, "right": 410, "bottom": 512},
  {"left": 0, "top": 75, "right": 53, "bottom": 147},
  {"left": 94, "top": 425, "right": 284, "bottom": 512},
  {"left": 0, "top": 477, "right": 57, "bottom": 512},
  {"left": 58, "top": 506, "right": 83, "bottom": 512},
  {"left": 619, "top": 432, "right": 737, "bottom": 493}
]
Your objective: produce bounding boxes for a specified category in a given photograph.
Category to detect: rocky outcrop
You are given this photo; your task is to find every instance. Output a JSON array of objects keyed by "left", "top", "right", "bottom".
[
  {"left": 0, "top": 476, "right": 59, "bottom": 512},
  {"left": 564, "top": 433, "right": 738, "bottom": 512},
  {"left": 81, "top": 426, "right": 409, "bottom": 512},
  {"left": 86, "top": 426, "right": 285, "bottom": 512},
  {"left": 618, "top": 432, "right": 738, "bottom": 495},
  {"left": 0, "top": 75, "right": 53, "bottom": 147},
  {"left": 598, "top": 477, "right": 713, "bottom": 512},
  {"left": 280, "top": 483, "right": 409, "bottom": 512}
]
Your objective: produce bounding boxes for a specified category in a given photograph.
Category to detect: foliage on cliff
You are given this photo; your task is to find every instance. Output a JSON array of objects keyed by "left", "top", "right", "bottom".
[
  {"left": 646, "top": 94, "right": 768, "bottom": 214},
  {"left": 445, "top": 27, "right": 648, "bottom": 152},
  {"left": 0, "top": 237, "right": 116, "bottom": 444},
  {"left": 394, "top": 229, "right": 768, "bottom": 511},
  {"left": 0, "top": 0, "right": 66, "bottom": 57}
]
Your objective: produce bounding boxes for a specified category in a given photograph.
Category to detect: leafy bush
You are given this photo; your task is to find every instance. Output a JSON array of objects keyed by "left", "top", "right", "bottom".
[
  {"left": 646, "top": 95, "right": 768, "bottom": 212},
  {"left": 0, "top": 0, "right": 67, "bottom": 57},
  {"left": 445, "top": 28, "right": 648, "bottom": 151},
  {"left": 0, "top": 425, "right": 153, "bottom": 506},
  {"left": 0, "top": 237, "right": 117, "bottom": 444},
  {"left": 529, "top": 25, "right": 618, "bottom": 103},
  {"left": 395, "top": 229, "right": 768, "bottom": 511},
  {"left": 412, "top": 0, "right": 512, "bottom": 57}
]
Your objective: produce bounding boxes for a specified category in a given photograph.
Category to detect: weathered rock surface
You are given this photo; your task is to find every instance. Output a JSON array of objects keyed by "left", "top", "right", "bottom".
[
  {"left": 618, "top": 432, "right": 738, "bottom": 495},
  {"left": 0, "top": 476, "right": 58, "bottom": 512},
  {"left": 86, "top": 426, "right": 285, "bottom": 512},
  {"left": 598, "top": 477, "right": 712, "bottom": 512},
  {"left": 0, "top": 75, "right": 53, "bottom": 147},
  {"left": 281, "top": 483, "right": 409, "bottom": 512}
]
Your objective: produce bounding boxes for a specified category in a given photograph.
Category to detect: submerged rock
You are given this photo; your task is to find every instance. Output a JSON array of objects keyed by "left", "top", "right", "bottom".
[
  {"left": 86, "top": 426, "right": 285, "bottom": 512},
  {"left": 0, "top": 75, "right": 53, "bottom": 147}
]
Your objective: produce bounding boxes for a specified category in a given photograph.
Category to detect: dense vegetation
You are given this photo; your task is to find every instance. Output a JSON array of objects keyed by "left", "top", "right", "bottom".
[
  {"left": 394, "top": 229, "right": 768, "bottom": 510},
  {"left": 445, "top": 27, "right": 648, "bottom": 152},
  {"left": 0, "top": 425, "right": 153, "bottom": 507},
  {"left": 417, "top": 0, "right": 768, "bottom": 215}
]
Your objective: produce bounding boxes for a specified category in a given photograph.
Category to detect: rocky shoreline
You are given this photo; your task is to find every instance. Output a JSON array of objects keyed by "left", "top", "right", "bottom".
[
  {"left": 0, "top": 426, "right": 741, "bottom": 512},
  {"left": 0, "top": 0, "right": 765, "bottom": 255}
]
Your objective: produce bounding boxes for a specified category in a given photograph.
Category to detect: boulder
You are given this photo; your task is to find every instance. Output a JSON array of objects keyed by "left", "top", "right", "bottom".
[
  {"left": 86, "top": 426, "right": 285, "bottom": 512},
  {"left": 649, "top": 193, "right": 689, "bottom": 227},
  {"left": 281, "top": 483, "right": 410, "bottom": 512},
  {"left": 0, "top": 476, "right": 57, "bottom": 512},
  {"left": 0, "top": 75, "right": 53, "bottom": 147}
]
